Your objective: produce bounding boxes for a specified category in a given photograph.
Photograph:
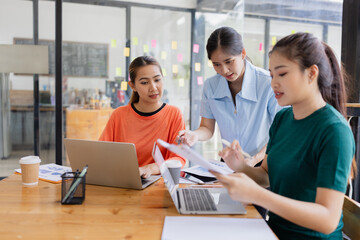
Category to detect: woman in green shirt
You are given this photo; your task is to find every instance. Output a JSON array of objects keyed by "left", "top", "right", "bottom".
[{"left": 212, "top": 32, "right": 355, "bottom": 239}]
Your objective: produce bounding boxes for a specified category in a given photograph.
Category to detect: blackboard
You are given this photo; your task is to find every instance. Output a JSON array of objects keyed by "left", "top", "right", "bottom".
[{"left": 14, "top": 38, "right": 108, "bottom": 78}]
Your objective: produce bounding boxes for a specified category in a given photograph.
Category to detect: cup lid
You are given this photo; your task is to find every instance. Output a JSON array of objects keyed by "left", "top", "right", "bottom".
[
  {"left": 165, "top": 159, "right": 182, "bottom": 168},
  {"left": 19, "top": 156, "right": 41, "bottom": 164}
]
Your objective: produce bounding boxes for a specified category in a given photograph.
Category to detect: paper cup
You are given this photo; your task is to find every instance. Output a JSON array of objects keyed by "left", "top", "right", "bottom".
[
  {"left": 165, "top": 160, "right": 182, "bottom": 185},
  {"left": 19, "top": 156, "right": 41, "bottom": 186}
]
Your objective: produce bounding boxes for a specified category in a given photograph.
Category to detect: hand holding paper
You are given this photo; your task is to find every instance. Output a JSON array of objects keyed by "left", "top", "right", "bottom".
[{"left": 157, "top": 139, "right": 233, "bottom": 175}]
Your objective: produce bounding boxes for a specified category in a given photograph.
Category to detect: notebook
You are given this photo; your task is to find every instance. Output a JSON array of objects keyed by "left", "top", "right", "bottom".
[
  {"left": 64, "top": 139, "right": 160, "bottom": 190},
  {"left": 152, "top": 142, "right": 246, "bottom": 214}
]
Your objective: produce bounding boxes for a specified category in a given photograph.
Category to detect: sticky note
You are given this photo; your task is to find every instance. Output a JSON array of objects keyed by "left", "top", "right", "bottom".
[
  {"left": 179, "top": 78, "right": 184, "bottom": 87},
  {"left": 291, "top": 30, "right": 296, "bottom": 34},
  {"left": 162, "top": 68, "right": 167, "bottom": 77},
  {"left": 171, "top": 41, "right": 177, "bottom": 50},
  {"left": 272, "top": 36, "right": 277, "bottom": 46},
  {"left": 124, "top": 47, "right": 130, "bottom": 57},
  {"left": 143, "top": 44, "right": 149, "bottom": 53},
  {"left": 151, "top": 40, "right": 156, "bottom": 48},
  {"left": 197, "top": 76, "right": 203, "bottom": 85},
  {"left": 116, "top": 67, "right": 122, "bottom": 76},
  {"left": 121, "top": 81, "right": 127, "bottom": 91},
  {"left": 195, "top": 62, "right": 201, "bottom": 72},
  {"left": 208, "top": 60, "right": 212, "bottom": 67},
  {"left": 161, "top": 51, "right": 167, "bottom": 60},
  {"left": 172, "top": 64, "right": 178, "bottom": 74},
  {"left": 132, "top": 37, "right": 138, "bottom": 46},
  {"left": 111, "top": 39, "right": 117, "bottom": 48},
  {"left": 193, "top": 44, "right": 199, "bottom": 53},
  {"left": 177, "top": 53, "right": 183, "bottom": 62},
  {"left": 259, "top": 43, "right": 263, "bottom": 51}
]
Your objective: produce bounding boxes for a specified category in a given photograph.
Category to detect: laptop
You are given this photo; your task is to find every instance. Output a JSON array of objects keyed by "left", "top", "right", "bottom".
[
  {"left": 64, "top": 139, "right": 161, "bottom": 190},
  {"left": 152, "top": 142, "right": 246, "bottom": 214}
]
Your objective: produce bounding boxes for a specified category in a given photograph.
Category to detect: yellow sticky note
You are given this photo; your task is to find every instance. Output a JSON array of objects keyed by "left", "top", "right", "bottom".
[
  {"left": 111, "top": 39, "right": 117, "bottom": 48},
  {"left": 208, "top": 60, "right": 212, "bottom": 67},
  {"left": 161, "top": 51, "right": 167, "bottom": 60},
  {"left": 272, "top": 36, "right": 277, "bottom": 46},
  {"left": 195, "top": 62, "right": 201, "bottom": 72},
  {"left": 172, "top": 64, "right": 178, "bottom": 74},
  {"left": 143, "top": 44, "right": 149, "bottom": 53},
  {"left": 179, "top": 78, "right": 184, "bottom": 87},
  {"left": 132, "top": 37, "right": 138, "bottom": 46},
  {"left": 162, "top": 68, "right": 167, "bottom": 77},
  {"left": 123, "top": 47, "right": 130, "bottom": 57},
  {"left": 291, "top": 30, "right": 296, "bottom": 34},
  {"left": 116, "top": 67, "right": 122, "bottom": 76},
  {"left": 121, "top": 81, "right": 128, "bottom": 91},
  {"left": 171, "top": 41, "right": 177, "bottom": 50}
]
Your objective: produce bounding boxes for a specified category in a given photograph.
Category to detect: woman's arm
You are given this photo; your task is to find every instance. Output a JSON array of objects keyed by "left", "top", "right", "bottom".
[
  {"left": 139, "top": 163, "right": 159, "bottom": 178},
  {"left": 246, "top": 145, "right": 267, "bottom": 167},
  {"left": 178, "top": 117, "right": 215, "bottom": 146},
  {"left": 219, "top": 140, "right": 269, "bottom": 187},
  {"left": 213, "top": 171, "right": 344, "bottom": 235}
]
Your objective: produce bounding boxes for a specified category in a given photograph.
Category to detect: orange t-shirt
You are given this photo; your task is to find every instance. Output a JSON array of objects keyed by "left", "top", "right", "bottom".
[{"left": 99, "top": 104, "right": 186, "bottom": 167}]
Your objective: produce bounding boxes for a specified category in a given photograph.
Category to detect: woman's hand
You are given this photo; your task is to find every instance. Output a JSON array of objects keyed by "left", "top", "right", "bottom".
[
  {"left": 177, "top": 130, "right": 199, "bottom": 146},
  {"left": 210, "top": 171, "right": 263, "bottom": 204},
  {"left": 219, "top": 140, "right": 246, "bottom": 172},
  {"left": 139, "top": 163, "right": 160, "bottom": 178}
]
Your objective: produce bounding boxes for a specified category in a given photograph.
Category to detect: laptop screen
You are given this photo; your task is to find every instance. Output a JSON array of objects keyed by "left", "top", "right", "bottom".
[{"left": 152, "top": 142, "right": 179, "bottom": 209}]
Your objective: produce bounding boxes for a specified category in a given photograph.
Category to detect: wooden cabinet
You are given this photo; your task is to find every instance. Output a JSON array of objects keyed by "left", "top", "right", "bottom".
[{"left": 65, "top": 108, "right": 114, "bottom": 140}]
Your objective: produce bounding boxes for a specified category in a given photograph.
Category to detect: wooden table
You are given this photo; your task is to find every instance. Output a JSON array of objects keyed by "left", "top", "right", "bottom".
[{"left": 0, "top": 174, "right": 264, "bottom": 239}]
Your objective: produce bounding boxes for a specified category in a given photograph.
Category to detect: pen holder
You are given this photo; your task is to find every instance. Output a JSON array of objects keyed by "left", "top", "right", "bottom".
[{"left": 61, "top": 172, "right": 86, "bottom": 205}]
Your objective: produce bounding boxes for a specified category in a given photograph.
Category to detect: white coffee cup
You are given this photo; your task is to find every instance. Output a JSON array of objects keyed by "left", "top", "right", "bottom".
[
  {"left": 165, "top": 160, "right": 182, "bottom": 185},
  {"left": 19, "top": 156, "right": 41, "bottom": 186}
]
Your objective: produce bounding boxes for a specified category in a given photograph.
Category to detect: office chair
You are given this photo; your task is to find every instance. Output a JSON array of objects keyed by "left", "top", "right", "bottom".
[{"left": 342, "top": 195, "right": 360, "bottom": 240}]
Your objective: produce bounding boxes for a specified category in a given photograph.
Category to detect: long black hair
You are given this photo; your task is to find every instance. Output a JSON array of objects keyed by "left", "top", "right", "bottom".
[
  {"left": 270, "top": 32, "right": 347, "bottom": 117},
  {"left": 206, "top": 26, "right": 244, "bottom": 60}
]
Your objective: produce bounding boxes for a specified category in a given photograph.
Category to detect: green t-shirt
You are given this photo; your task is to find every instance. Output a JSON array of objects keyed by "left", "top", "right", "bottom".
[{"left": 266, "top": 104, "right": 354, "bottom": 240}]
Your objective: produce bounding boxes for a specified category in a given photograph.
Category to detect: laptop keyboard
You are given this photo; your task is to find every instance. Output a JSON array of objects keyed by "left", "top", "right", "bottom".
[{"left": 182, "top": 188, "right": 217, "bottom": 212}]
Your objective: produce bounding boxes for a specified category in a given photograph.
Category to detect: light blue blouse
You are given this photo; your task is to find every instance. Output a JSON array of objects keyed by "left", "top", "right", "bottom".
[{"left": 200, "top": 60, "right": 282, "bottom": 156}]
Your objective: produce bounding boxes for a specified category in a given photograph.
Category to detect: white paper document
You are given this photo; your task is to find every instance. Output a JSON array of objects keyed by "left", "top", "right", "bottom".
[
  {"left": 182, "top": 159, "right": 234, "bottom": 178},
  {"left": 157, "top": 139, "right": 233, "bottom": 175},
  {"left": 15, "top": 163, "right": 72, "bottom": 183},
  {"left": 161, "top": 216, "right": 277, "bottom": 240}
]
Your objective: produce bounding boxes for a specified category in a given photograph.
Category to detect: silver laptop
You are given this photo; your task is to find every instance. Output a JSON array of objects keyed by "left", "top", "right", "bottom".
[
  {"left": 64, "top": 139, "right": 160, "bottom": 190},
  {"left": 152, "top": 142, "right": 246, "bottom": 214}
]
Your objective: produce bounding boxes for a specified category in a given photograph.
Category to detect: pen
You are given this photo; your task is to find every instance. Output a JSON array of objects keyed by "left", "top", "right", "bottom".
[{"left": 221, "top": 139, "right": 251, "bottom": 159}]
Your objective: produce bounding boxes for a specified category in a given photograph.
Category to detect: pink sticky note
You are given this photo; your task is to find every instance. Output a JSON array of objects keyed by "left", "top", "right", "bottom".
[
  {"left": 259, "top": 42, "right": 263, "bottom": 51},
  {"left": 151, "top": 40, "right": 157, "bottom": 48},
  {"left": 177, "top": 53, "right": 183, "bottom": 62},
  {"left": 197, "top": 76, "right": 203, "bottom": 85},
  {"left": 193, "top": 44, "right": 199, "bottom": 53}
]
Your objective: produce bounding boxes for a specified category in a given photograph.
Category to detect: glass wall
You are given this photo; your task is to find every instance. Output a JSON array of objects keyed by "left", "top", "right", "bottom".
[
  {"left": 131, "top": 7, "right": 192, "bottom": 127},
  {"left": 0, "top": 0, "right": 37, "bottom": 176},
  {"left": 61, "top": 3, "right": 126, "bottom": 164},
  {"left": 0, "top": 0, "right": 345, "bottom": 173}
]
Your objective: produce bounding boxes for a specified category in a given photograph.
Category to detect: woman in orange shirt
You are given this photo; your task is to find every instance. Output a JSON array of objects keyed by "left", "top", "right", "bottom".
[{"left": 99, "top": 56, "right": 186, "bottom": 178}]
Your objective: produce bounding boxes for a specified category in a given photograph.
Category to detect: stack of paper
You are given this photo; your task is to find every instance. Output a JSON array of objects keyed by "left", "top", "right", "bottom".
[
  {"left": 15, "top": 163, "right": 72, "bottom": 183},
  {"left": 162, "top": 216, "right": 277, "bottom": 240}
]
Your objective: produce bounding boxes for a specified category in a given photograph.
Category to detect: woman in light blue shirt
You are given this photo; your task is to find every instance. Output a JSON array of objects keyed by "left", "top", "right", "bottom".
[{"left": 179, "top": 27, "right": 281, "bottom": 166}]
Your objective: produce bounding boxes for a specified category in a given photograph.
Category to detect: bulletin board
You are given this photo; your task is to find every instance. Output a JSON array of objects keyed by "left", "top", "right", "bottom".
[{"left": 14, "top": 38, "right": 109, "bottom": 78}]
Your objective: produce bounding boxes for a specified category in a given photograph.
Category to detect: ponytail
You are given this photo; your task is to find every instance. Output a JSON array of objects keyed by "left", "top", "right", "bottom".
[{"left": 322, "top": 43, "right": 347, "bottom": 118}]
